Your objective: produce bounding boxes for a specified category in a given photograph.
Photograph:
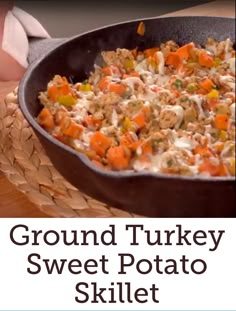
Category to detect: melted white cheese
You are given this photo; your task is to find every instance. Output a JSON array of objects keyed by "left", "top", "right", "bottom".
[
  {"left": 111, "top": 109, "right": 118, "bottom": 127},
  {"left": 135, "top": 59, "right": 148, "bottom": 73},
  {"left": 138, "top": 89, "right": 158, "bottom": 101},
  {"left": 206, "top": 43, "right": 217, "bottom": 56},
  {"left": 162, "top": 105, "right": 184, "bottom": 129},
  {"left": 224, "top": 38, "right": 232, "bottom": 60},
  {"left": 81, "top": 131, "right": 93, "bottom": 144},
  {"left": 230, "top": 103, "right": 235, "bottom": 120},
  {"left": 150, "top": 154, "right": 161, "bottom": 172},
  {"left": 133, "top": 158, "right": 151, "bottom": 171},
  {"left": 174, "top": 136, "right": 195, "bottom": 150},
  {"left": 74, "top": 99, "right": 90, "bottom": 110},
  {"left": 226, "top": 57, "right": 235, "bottom": 75},
  {"left": 189, "top": 95, "right": 205, "bottom": 120},
  {"left": 122, "top": 77, "right": 144, "bottom": 90},
  {"left": 155, "top": 74, "right": 169, "bottom": 86},
  {"left": 155, "top": 51, "right": 165, "bottom": 75},
  {"left": 219, "top": 75, "right": 235, "bottom": 92}
]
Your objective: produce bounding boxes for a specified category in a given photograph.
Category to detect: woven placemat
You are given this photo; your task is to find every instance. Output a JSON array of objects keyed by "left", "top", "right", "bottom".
[{"left": 0, "top": 89, "right": 142, "bottom": 218}]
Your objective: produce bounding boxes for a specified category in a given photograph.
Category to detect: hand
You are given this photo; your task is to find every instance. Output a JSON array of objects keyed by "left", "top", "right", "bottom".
[{"left": 0, "top": 1, "right": 26, "bottom": 81}]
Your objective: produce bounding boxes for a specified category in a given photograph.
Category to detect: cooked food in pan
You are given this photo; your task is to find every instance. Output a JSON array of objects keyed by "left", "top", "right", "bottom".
[{"left": 37, "top": 38, "right": 235, "bottom": 177}]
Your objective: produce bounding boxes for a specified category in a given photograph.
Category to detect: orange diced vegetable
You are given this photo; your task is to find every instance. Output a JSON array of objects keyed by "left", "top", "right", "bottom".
[
  {"left": 143, "top": 47, "right": 159, "bottom": 58},
  {"left": 108, "top": 83, "right": 126, "bottom": 96},
  {"left": 61, "top": 119, "right": 83, "bottom": 139},
  {"left": 165, "top": 43, "right": 193, "bottom": 69},
  {"left": 136, "top": 154, "right": 151, "bottom": 163},
  {"left": 188, "top": 156, "right": 196, "bottom": 165},
  {"left": 142, "top": 140, "right": 152, "bottom": 154},
  {"left": 121, "top": 139, "right": 140, "bottom": 151},
  {"left": 130, "top": 141, "right": 142, "bottom": 151},
  {"left": 198, "top": 159, "right": 227, "bottom": 176},
  {"left": 165, "top": 52, "right": 181, "bottom": 68},
  {"left": 120, "top": 132, "right": 141, "bottom": 151},
  {"left": 102, "top": 66, "right": 113, "bottom": 76},
  {"left": 131, "top": 48, "right": 138, "bottom": 58},
  {"left": 102, "top": 65, "right": 121, "bottom": 77},
  {"left": 176, "top": 42, "right": 194, "bottom": 60},
  {"left": 214, "top": 114, "right": 229, "bottom": 130},
  {"left": 141, "top": 105, "right": 151, "bottom": 120},
  {"left": 38, "top": 108, "right": 55, "bottom": 129},
  {"left": 193, "top": 145, "right": 213, "bottom": 157},
  {"left": 198, "top": 51, "right": 214, "bottom": 67},
  {"left": 83, "top": 115, "right": 102, "bottom": 130},
  {"left": 47, "top": 85, "right": 59, "bottom": 101},
  {"left": 137, "top": 21, "right": 145, "bottom": 36},
  {"left": 173, "top": 90, "right": 181, "bottom": 97},
  {"left": 197, "top": 88, "right": 208, "bottom": 95},
  {"left": 120, "top": 132, "right": 134, "bottom": 146},
  {"left": 107, "top": 145, "right": 130, "bottom": 170},
  {"left": 132, "top": 112, "right": 146, "bottom": 129},
  {"left": 84, "top": 150, "right": 102, "bottom": 162},
  {"left": 200, "top": 78, "right": 215, "bottom": 93},
  {"left": 214, "top": 142, "right": 224, "bottom": 154},
  {"left": 90, "top": 131, "right": 112, "bottom": 157},
  {"left": 60, "top": 82, "right": 72, "bottom": 95},
  {"left": 207, "top": 98, "right": 219, "bottom": 111},
  {"left": 47, "top": 78, "right": 72, "bottom": 102},
  {"left": 98, "top": 77, "right": 110, "bottom": 91},
  {"left": 123, "top": 72, "right": 140, "bottom": 79}
]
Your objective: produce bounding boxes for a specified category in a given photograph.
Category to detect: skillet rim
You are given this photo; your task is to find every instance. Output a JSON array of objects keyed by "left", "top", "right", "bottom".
[{"left": 18, "top": 15, "right": 236, "bottom": 183}]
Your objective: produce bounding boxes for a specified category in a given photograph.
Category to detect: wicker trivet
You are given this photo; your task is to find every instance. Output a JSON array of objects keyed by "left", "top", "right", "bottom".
[{"left": 0, "top": 89, "right": 142, "bottom": 218}]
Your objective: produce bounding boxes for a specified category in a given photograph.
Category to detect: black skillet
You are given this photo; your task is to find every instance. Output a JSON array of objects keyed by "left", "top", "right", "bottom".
[{"left": 18, "top": 16, "right": 236, "bottom": 217}]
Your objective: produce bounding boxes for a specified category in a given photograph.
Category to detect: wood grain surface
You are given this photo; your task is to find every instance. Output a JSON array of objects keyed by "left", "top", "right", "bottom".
[{"left": 0, "top": 1, "right": 234, "bottom": 217}]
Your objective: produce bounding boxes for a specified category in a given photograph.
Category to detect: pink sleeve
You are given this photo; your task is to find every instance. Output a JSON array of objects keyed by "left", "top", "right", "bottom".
[{"left": 0, "top": 1, "right": 26, "bottom": 81}]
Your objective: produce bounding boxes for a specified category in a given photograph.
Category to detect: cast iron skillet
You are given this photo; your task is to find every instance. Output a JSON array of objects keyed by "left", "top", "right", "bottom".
[{"left": 18, "top": 16, "right": 236, "bottom": 217}]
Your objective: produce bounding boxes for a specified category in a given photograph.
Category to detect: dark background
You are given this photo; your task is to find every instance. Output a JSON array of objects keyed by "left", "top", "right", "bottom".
[{"left": 15, "top": 0, "right": 212, "bottom": 37}]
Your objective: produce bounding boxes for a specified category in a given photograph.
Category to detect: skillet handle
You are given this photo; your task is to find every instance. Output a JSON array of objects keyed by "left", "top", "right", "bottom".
[{"left": 28, "top": 37, "right": 67, "bottom": 65}]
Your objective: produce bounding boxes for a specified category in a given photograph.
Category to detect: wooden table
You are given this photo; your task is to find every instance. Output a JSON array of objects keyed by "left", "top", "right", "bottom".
[{"left": 0, "top": 1, "right": 235, "bottom": 217}]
